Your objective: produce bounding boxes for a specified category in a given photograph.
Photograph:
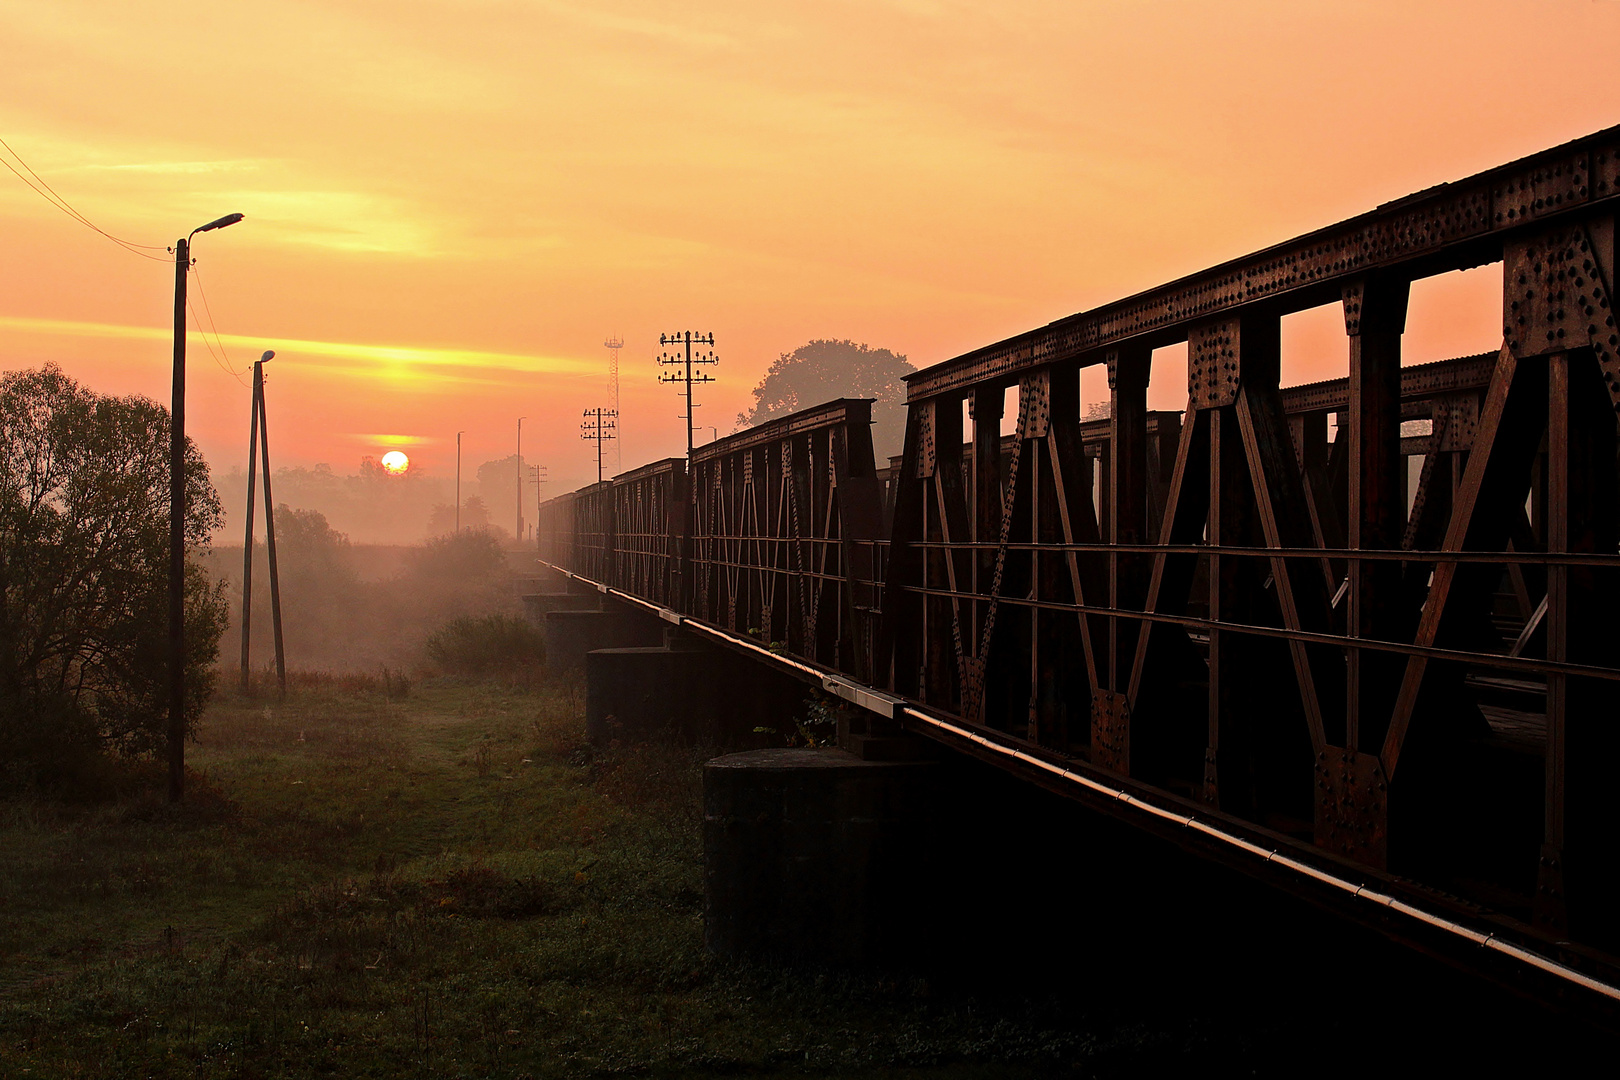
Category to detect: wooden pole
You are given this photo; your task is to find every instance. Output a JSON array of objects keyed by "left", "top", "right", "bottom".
[
  {"left": 239, "top": 370, "right": 260, "bottom": 692},
  {"left": 168, "top": 237, "right": 189, "bottom": 803},
  {"left": 258, "top": 365, "right": 287, "bottom": 697}
]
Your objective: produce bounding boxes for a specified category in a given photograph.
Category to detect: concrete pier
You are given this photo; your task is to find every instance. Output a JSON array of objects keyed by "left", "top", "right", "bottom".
[
  {"left": 543, "top": 607, "right": 663, "bottom": 675},
  {"left": 703, "top": 748, "right": 938, "bottom": 966},
  {"left": 586, "top": 646, "right": 718, "bottom": 744},
  {"left": 521, "top": 590, "right": 600, "bottom": 626}
]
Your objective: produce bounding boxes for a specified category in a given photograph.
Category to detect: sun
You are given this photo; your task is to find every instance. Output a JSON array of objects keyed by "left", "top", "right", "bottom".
[{"left": 380, "top": 450, "right": 410, "bottom": 475}]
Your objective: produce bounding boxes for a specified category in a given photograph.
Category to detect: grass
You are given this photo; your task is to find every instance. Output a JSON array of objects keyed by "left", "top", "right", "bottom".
[
  {"left": 0, "top": 672, "right": 1605, "bottom": 1077},
  {"left": 0, "top": 673, "right": 1161, "bottom": 1078}
]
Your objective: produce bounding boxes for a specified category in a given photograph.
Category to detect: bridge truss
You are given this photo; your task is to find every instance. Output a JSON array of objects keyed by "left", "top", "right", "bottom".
[{"left": 539, "top": 126, "right": 1620, "bottom": 1016}]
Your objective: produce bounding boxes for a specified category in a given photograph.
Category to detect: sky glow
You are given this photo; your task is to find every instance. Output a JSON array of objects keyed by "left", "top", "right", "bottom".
[{"left": 2, "top": 0, "right": 1618, "bottom": 511}]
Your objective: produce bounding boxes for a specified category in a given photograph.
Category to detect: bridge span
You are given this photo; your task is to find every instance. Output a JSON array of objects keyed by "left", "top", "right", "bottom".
[{"left": 536, "top": 125, "right": 1620, "bottom": 1017}]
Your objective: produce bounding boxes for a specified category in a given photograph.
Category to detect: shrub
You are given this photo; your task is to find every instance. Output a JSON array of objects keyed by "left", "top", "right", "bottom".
[{"left": 424, "top": 614, "right": 545, "bottom": 676}]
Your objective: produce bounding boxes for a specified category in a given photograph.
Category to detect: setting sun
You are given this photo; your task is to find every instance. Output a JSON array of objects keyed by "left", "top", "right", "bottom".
[{"left": 380, "top": 450, "right": 409, "bottom": 475}]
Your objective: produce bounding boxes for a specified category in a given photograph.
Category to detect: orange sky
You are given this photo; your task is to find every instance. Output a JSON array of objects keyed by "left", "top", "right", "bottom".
[{"left": 3, "top": 1, "right": 1619, "bottom": 523}]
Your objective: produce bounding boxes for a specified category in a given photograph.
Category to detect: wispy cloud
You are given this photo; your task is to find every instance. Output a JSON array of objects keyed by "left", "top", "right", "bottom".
[
  {"left": 210, "top": 189, "right": 441, "bottom": 255},
  {"left": 535, "top": 0, "right": 740, "bottom": 49},
  {"left": 346, "top": 433, "right": 441, "bottom": 447},
  {"left": 0, "top": 315, "right": 600, "bottom": 388},
  {"left": 72, "top": 159, "right": 268, "bottom": 175}
]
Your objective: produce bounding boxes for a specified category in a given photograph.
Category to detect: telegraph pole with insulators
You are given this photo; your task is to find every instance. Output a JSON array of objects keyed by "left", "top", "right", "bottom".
[
  {"left": 657, "top": 331, "right": 717, "bottom": 459},
  {"left": 580, "top": 407, "right": 617, "bottom": 484}
]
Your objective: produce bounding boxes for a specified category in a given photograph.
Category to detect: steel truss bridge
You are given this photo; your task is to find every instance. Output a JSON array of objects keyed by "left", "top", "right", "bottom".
[{"left": 539, "top": 126, "right": 1620, "bottom": 1016}]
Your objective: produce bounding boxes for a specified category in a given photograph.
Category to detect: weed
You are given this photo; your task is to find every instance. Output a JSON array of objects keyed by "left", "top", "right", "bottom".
[{"left": 426, "top": 613, "right": 546, "bottom": 677}]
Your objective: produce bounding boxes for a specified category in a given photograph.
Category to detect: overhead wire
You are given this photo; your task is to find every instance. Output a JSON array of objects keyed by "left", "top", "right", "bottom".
[
  {"left": 187, "top": 296, "right": 250, "bottom": 388},
  {"left": 2, "top": 134, "right": 255, "bottom": 387},
  {"left": 0, "top": 136, "right": 172, "bottom": 262},
  {"left": 189, "top": 262, "right": 251, "bottom": 384}
]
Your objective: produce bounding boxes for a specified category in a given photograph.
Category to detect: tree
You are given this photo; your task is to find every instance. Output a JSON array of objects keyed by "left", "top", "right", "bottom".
[
  {"left": 430, "top": 495, "right": 494, "bottom": 535},
  {"left": 0, "top": 365, "right": 227, "bottom": 784},
  {"left": 401, "top": 528, "right": 513, "bottom": 625},
  {"left": 737, "top": 340, "right": 916, "bottom": 461}
]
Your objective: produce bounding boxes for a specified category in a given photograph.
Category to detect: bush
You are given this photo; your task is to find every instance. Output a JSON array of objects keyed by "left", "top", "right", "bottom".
[{"left": 424, "top": 614, "right": 545, "bottom": 676}]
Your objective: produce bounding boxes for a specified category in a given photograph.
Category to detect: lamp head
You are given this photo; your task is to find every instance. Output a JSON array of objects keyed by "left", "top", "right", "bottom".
[
  {"left": 194, "top": 213, "right": 244, "bottom": 236},
  {"left": 260, "top": 350, "right": 274, "bottom": 363}
]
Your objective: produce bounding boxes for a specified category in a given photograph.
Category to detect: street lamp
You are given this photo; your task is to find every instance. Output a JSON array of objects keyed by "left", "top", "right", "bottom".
[
  {"left": 516, "top": 417, "right": 525, "bottom": 542},
  {"left": 169, "top": 211, "right": 244, "bottom": 803}
]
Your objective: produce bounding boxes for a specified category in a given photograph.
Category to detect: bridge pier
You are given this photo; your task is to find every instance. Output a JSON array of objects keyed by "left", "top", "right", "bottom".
[
  {"left": 586, "top": 644, "right": 714, "bottom": 744},
  {"left": 542, "top": 606, "right": 663, "bottom": 675},
  {"left": 585, "top": 634, "right": 818, "bottom": 747},
  {"left": 703, "top": 748, "right": 938, "bottom": 966},
  {"left": 521, "top": 590, "right": 600, "bottom": 625}
]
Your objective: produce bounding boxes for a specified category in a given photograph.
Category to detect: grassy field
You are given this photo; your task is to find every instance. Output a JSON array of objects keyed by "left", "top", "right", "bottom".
[
  {"left": 0, "top": 672, "right": 1606, "bottom": 1078},
  {"left": 0, "top": 673, "right": 1187, "bottom": 1078}
]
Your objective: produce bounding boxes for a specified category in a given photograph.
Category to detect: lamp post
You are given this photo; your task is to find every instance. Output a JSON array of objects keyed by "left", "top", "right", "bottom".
[
  {"left": 455, "top": 430, "right": 465, "bottom": 532},
  {"left": 516, "top": 417, "right": 525, "bottom": 542},
  {"left": 169, "top": 211, "right": 243, "bottom": 803}
]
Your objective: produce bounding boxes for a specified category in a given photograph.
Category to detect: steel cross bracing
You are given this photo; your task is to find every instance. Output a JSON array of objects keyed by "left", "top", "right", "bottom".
[
  {"left": 683, "top": 398, "right": 885, "bottom": 683},
  {"left": 611, "top": 457, "right": 687, "bottom": 608},
  {"left": 535, "top": 126, "right": 1620, "bottom": 1014}
]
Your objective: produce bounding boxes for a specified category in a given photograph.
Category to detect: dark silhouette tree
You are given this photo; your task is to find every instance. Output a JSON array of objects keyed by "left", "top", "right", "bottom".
[
  {"left": 737, "top": 339, "right": 916, "bottom": 461},
  {"left": 0, "top": 365, "right": 227, "bottom": 786}
]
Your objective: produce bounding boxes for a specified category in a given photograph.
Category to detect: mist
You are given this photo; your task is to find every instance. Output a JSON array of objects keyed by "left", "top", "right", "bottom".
[
  {"left": 202, "top": 506, "right": 529, "bottom": 677},
  {"left": 212, "top": 454, "right": 533, "bottom": 547}
]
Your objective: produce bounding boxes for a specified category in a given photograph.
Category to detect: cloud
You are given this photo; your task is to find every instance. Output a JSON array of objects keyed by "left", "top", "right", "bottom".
[
  {"left": 0, "top": 314, "right": 601, "bottom": 389},
  {"left": 209, "top": 189, "right": 441, "bottom": 255},
  {"left": 72, "top": 159, "right": 268, "bottom": 176},
  {"left": 534, "top": 0, "right": 740, "bottom": 49}
]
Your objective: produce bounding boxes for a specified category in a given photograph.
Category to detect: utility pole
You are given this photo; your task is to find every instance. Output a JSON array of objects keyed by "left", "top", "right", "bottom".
[
  {"left": 455, "top": 430, "right": 464, "bottom": 533},
  {"left": 516, "top": 417, "right": 525, "bottom": 542},
  {"left": 239, "top": 350, "right": 286, "bottom": 697},
  {"left": 657, "top": 331, "right": 717, "bottom": 459},
  {"left": 240, "top": 355, "right": 260, "bottom": 693},
  {"left": 255, "top": 354, "right": 288, "bottom": 696},
  {"left": 580, "top": 408, "right": 617, "bottom": 484},
  {"left": 168, "top": 211, "right": 243, "bottom": 804},
  {"left": 604, "top": 335, "right": 623, "bottom": 473},
  {"left": 169, "top": 235, "right": 187, "bottom": 802}
]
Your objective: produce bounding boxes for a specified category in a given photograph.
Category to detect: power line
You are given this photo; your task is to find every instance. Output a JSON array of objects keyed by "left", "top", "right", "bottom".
[
  {"left": 0, "top": 136, "right": 170, "bottom": 262},
  {"left": 187, "top": 297, "right": 249, "bottom": 387},
  {"left": 190, "top": 262, "right": 251, "bottom": 382}
]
